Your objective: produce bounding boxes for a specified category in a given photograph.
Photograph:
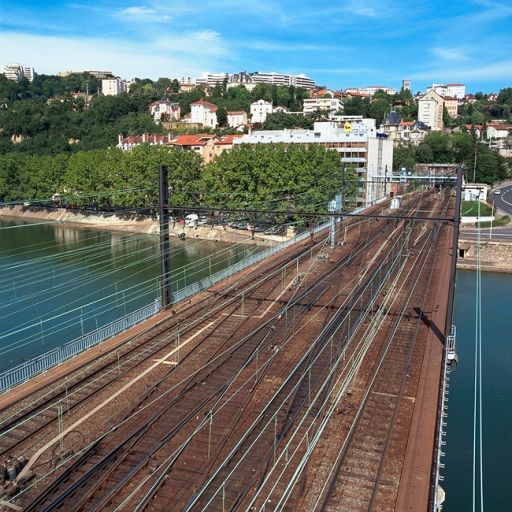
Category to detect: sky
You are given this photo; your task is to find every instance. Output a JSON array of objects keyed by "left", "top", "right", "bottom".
[{"left": 1, "top": 0, "right": 511, "bottom": 93}]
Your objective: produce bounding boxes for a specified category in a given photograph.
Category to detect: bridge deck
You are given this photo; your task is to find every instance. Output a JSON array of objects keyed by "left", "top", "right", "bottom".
[{"left": 0, "top": 191, "right": 454, "bottom": 511}]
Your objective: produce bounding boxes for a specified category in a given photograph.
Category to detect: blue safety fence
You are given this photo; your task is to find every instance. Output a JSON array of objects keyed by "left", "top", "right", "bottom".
[{"left": 0, "top": 218, "right": 342, "bottom": 394}]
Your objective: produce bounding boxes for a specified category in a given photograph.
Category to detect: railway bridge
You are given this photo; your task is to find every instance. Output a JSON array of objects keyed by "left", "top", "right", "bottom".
[{"left": 0, "top": 185, "right": 460, "bottom": 511}]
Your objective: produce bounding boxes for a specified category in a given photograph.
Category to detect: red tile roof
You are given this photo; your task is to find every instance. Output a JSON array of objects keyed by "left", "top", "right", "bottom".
[
  {"left": 168, "top": 134, "right": 219, "bottom": 146},
  {"left": 191, "top": 100, "right": 218, "bottom": 112},
  {"left": 215, "top": 134, "right": 243, "bottom": 145}
]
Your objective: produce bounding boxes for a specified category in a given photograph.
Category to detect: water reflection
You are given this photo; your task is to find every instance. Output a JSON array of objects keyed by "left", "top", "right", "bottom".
[{"left": 0, "top": 218, "right": 253, "bottom": 370}]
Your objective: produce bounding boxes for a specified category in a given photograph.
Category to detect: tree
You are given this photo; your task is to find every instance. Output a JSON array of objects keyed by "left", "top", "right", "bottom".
[
  {"left": 216, "top": 107, "right": 228, "bottom": 127},
  {"left": 421, "top": 132, "right": 453, "bottom": 162},
  {"left": 369, "top": 99, "right": 390, "bottom": 126}
]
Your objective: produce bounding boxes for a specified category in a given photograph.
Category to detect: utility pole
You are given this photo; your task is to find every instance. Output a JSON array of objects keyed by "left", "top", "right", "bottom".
[
  {"left": 159, "top": 164, "right": 171, "bottom": 308},
  {"left": 445, "top": 165, "right": 463, "bottom": 335}
]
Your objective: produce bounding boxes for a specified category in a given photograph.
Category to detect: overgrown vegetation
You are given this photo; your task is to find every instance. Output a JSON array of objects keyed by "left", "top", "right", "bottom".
[
  {"left": 0, "top": 145, "right": 354, "bottom": 213},
  {"left": 393, "top": 131, "right": 509, "bottom": 184}
]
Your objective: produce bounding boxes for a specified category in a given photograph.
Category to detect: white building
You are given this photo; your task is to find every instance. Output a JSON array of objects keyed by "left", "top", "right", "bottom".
[
  {"left": 250, "top": 99, "right": 273, "bottom": 124},
  {"left": 234, "top": 121, "right": 393, "bottom": 205},
  {"left": 150, "top": 100, "right": 180, "bottom": 123},
  {"left": 364, "top": 85, "right": 397, "bottom": 96},
  {"left": 195, "top": 73, "right": 229, "bottom": 87},
  {"left": 3, "top": 63, "right": 34, "bottom": 82},
  {"left": 227, "top": 72, "right": 256, "bottom": 91},
  {"left": 227, "top": 111, "right": 248, "bottom": 130},
  {"left": 251, "top": 72, "right": 316, "bottom": 90},
  {"left": 431, "top": 83, "right": 466, "bottom": 99},
  {"left": 303, "top": 97, "right": 343, "bottom": 114},
  {"left": 101, "top": 77, "right": 128, "bottom": 96},
  {"left": 418, "top": 89, "right": 445, "bottom": 130},
  {"left": 190, "top": 100, "right": 218, "bottom": 128}
]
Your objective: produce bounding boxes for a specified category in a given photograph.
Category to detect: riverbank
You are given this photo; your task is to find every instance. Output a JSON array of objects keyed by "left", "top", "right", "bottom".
[
  {"left": 0, "top": 204, "right": 289, "bottom": 245},
  {"left": 457, "top": 239, "right": 512, "bottom": 272}
]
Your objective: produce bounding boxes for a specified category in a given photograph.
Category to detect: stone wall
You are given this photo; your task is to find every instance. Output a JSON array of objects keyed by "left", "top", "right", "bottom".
[{"left": 458, "top": 240, "right": 512, "bottom": 272}]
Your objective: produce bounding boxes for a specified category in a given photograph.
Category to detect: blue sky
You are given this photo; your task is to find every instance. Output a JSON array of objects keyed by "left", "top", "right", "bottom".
[{"left": 1, "top": 0, "right": 511, "bottom": 93}]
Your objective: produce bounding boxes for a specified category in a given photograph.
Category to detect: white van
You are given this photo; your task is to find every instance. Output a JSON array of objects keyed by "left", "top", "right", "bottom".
[{"left": 185, "top": 213, "right": 199, "bottom": 227}]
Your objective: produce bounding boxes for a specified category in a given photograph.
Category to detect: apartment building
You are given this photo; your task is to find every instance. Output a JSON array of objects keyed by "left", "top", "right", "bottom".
[
  {"left": 443, "top": 96, "right": 459, "bottom": 118},
  {"left": 3, "top": 63, "right": 34, "bottom": 82},
  {"left": 116, "top": 133, "right": 174, "bottom": 151},
  {"left": 431, "top": 83, "right": 466, "bottom": 99},
  {"left": 303, "top": 97, "right": 343, "bottom": 114},
  {"left": 195, "top": 73, "right": 229, "bottom": 87},
  {"left": 364, "top": 85, "right": 397, "bottom": 96},
  {"left": 418, "top": 89, "right": 445, "bottom": 130},
  {"left": 250, "top": 99, "right": 273, "bottom": 124},
  {"left": 101, "top": 77, "right": 128, "bottom": 96},
  {"left": 190, "top": 100, "right": 218, "bottom": 128},
  {"left": 227, "top": 111, "right": 248, "bottom": 131},
  {"left": 250, "top": 72, "right": 316, "bottom": 90},
  {"left": 234, "top": 121, "right": 393, "bottom": 205},
  {"left": 149, "top": 101, "right": 180, "bottom": 123}
]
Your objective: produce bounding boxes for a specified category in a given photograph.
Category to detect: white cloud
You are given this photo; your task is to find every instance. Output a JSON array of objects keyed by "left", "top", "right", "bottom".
[
  {"left": 0, "top": 32, "right": 228, "bottom": 80},
  {"left": 117, "top": 6, "right": 171, "bottom": 23},
  {"left": 343, "top": 0, "right": 378, "bottom": 17},
  {"left": 431, "top": 47, "right": 469, "bottom": 61}
]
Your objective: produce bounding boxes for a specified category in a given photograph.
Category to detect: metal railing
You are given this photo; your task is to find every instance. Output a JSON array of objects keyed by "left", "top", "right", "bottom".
[
  {"left": 431, "top": 324, "right": 456, "bottom": 511},
  {"left": 0, "top": 216, "right": 353, "bottom": 394},
  {"left": 0, "top": 300, "right": 160, "bottom": 393}
]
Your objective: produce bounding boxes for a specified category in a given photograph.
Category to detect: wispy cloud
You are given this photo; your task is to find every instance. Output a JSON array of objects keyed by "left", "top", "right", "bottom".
[
  {"left": 342, "top": 0, "right": 378, "bottom": 17},
  {"left": 2, "top": 31, "right": 223, "bottom": 79},
  {"left": 244, "top": 41, "right": 335, "bottom": 52},
  {"left": 431, "top": 47, "right": 469, "bottom": 61},
  {"left": 117, "top": 6, "right": 171, "bottom": 23}
]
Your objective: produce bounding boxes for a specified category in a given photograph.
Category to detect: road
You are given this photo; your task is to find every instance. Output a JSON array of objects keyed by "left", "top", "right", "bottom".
[
  {"left": 460, "top": 226, "right": 512, "bottom": 241},
  {"left": 490, "top": 184, "right": 512, "bottom": 215}
]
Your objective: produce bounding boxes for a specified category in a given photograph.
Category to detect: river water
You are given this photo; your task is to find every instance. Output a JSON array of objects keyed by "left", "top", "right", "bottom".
[
  {"left": 444, "top": 269, "right": 512, "bottom": 510},
  {"left": 0, "top": 219, "right": 509, "bottom": 507},
  {"left": 0, "top": 218, "right": 256, "bottom": 371}
]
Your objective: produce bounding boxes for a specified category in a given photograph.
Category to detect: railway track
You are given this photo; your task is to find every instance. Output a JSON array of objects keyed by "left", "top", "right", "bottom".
[
  {"left": 0, "top": 190, "right": 455, "bottom": 511},
  {"left": 19, "top": 213, "right": 400, "bottom": 511}
]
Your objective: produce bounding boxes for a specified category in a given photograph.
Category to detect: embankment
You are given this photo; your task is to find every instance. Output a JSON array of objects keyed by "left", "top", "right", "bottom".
[
  {"left": 458, "top": 239, "right": 512, "bottom": 272},
  {"left": 0, "top": 204, "right": 288, "bottom": 245}
]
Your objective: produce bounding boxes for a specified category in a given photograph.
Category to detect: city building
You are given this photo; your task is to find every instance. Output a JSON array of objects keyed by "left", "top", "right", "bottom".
[
  {"left": 3, "top": 63, "right": 34, "bottom": 82},
  {"left": 190, "top": 100, "right": 218, "bottom": 128},
  {"left": 195, "top": 73, "right": 229, "bottom": 88},
  {"left": 168, "top": 134, "right": 220, "bottom": 163},
  {"left": 380, "top": 111, "right": 430, "bottom": 144},
  {"left": 227, "top": 72, "right": 256, "bottom": 91},
  {"left": 402, "top": 79, "right": 411, "bottom": 91},
  {"left": 116, "top": 133, "right": 174, "bottom": 151},
  {"left": 431, "top": 83, "right": 466, "bottom": 99},
  {"left": 364, "top": 86, "right": 397, "bottom": 96},
  {"left": 87, "top": 70, "right": 114, "bottom": 79},
  {"left": 214, "top": 134, "right": 244, "bottom": 157},
  {"left": 443, "top": 96, "right": 458, "bottom": 118},
  {"left": 101, "top": 77, "right": 128, "bottom": 96},
  {"left": 418, "top": 89, "right": 445, "bottom": 130},
  {"left": 250, "top": 99, "right": 273, "bottom": 124},
  {"left": 149, "top": 100, "right": 180, "bottom": 123},
  {"left": 303, "top": 97, "right": 343, "bottom": 114},
  {"left": 227, "top": 111, "right": 248, "bottom": 131},
  {"left": 234, "top": 121, "right": 393, "bottom": 205},
  {"left": 250, "top": 72, "right": 316, "bottom": 89},
  {"left": 344, "top": 89, "right": 371, "bottom": 99},
  {"left": 487, "top": 123, "right": 512, "bottom": 157}
]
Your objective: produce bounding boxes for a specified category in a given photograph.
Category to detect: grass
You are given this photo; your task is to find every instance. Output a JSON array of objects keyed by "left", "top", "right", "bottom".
[
  {"left": 476, "top": 216, "right": 511, "bottom": 228},
  {"left": 461, "top": 200, "right": 493, "bottom": 217}
]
